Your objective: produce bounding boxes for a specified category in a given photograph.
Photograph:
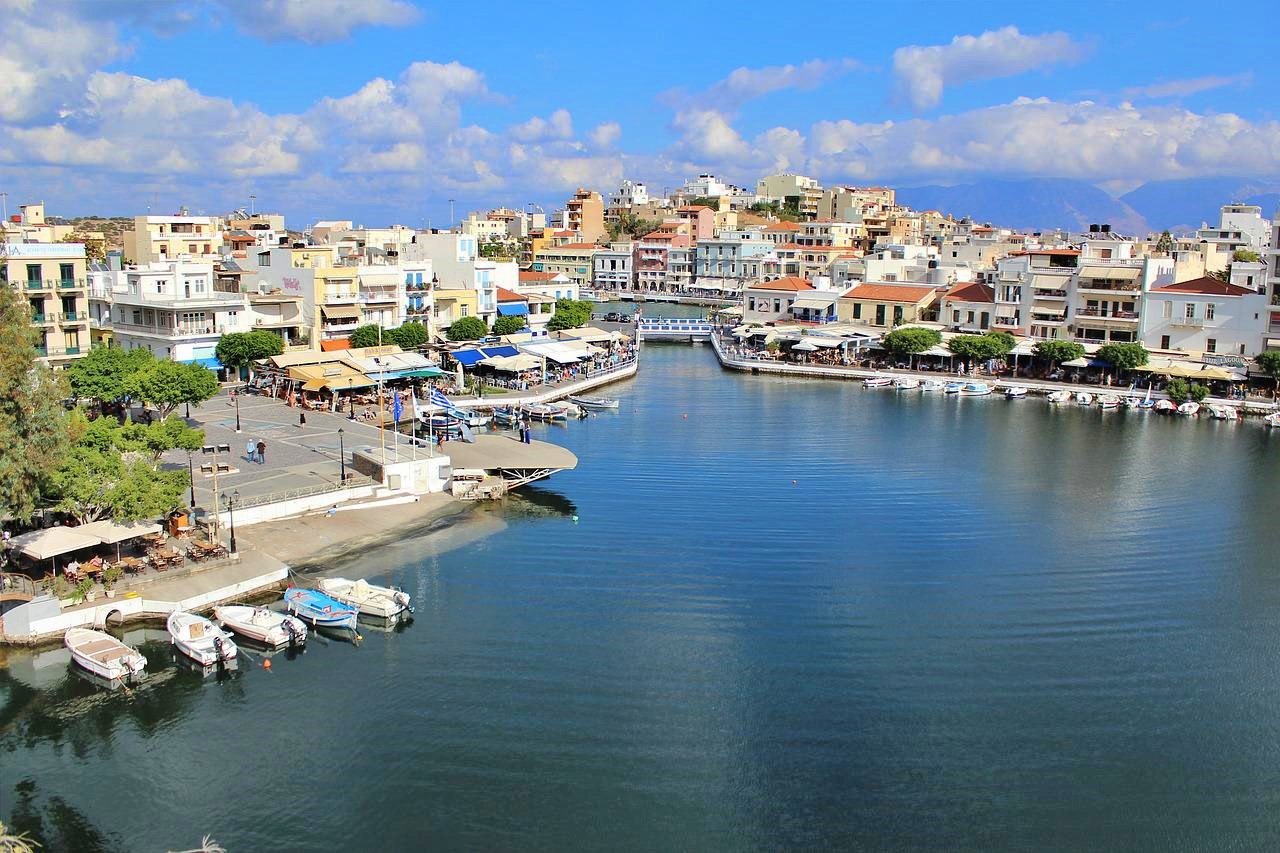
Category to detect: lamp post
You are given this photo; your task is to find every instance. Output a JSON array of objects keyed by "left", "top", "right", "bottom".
[
  {"left": 347, "top": 378, "right": 355, "bottom": 419},
  {"left": 186, "top": 451, "right": 196, "bottom": 510},
  {"left": 223, "top": 490, "right": 239, "bottom": 555},
  {"left": 234, "top": 390, "right": 242, "bottom": 433},
  {"left": 338, "top": 427, "right": 346, "bottom": 484}
]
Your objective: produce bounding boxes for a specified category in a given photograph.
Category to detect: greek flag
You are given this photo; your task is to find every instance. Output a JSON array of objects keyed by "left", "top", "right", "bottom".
[
  {"left": 392, "top": 391, "right": 403, "bottom": 423},
  {"left": 429, "top": 389, "right": 451, "bottom": 408}
]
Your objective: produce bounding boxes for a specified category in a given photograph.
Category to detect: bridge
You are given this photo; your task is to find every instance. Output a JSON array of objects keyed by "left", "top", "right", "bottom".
[
  {"left": 0, "top": 573, "right": 38, "bottom": 604},
  {"left": 637, "top": 318, "right": 715, "bottom": 341}
]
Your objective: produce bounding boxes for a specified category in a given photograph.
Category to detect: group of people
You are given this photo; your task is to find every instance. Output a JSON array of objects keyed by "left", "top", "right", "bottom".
[{"left": 245, "top": 439, "right": 268, "bottom": 464}]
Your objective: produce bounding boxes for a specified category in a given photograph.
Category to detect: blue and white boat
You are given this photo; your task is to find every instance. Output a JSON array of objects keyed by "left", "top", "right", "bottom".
[
  {"left": 283, "top": 587, "right": 358, "bottom": 630},
  {"left": 442, "top": 405, "right": 491, "bottom": 428},
  {"left": 492, "top": 406, "right": 520, "bottom": 425},
  {"left": 959, "top": 381, "right": 992, "bottom": 396},
  {"left": 944, "top": 380, "right": 966, "bottom": 394}
]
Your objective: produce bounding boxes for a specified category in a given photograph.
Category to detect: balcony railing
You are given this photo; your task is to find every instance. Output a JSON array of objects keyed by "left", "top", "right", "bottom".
[
  {"left": 993, "top": 316, "right": 1020, "bottom": 327},
  {"left": 34, "top": 345, "right": 47, "bottom": 357},
  {"left": 1032, "top": 288, "right": 1068, "bottom": 298},
  {"left": 58, "top": 278, "right": 80, "bottom": 289},
  {"left": 58, "top": 311, "right": 88, "bottom": 322},
  {"left": 1076, "top": 308, "right": 1138, "bottom": 319},
  {"left": 24, "top": 280, "right": 47, "bottom": 291},
  {"left": 1077, "top": 281, "right": 1140, "bottom": 292},
  {"left": 30, "top": 314, "right": 50, "bottom": 325},
  {"left": 1031, "top": 313, "right": 1067, "bottom": 323},
  {"left": 1171, "top": 316, "right": 1206, "bottom": 327},
  {"left": 113, "top": 321, "right": 226, "bottom": 337}
]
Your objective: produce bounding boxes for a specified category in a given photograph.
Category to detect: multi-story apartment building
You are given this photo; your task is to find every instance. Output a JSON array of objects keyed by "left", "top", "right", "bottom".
[
  {"left": 592, "top": 246, "right": 633, "bottom": 292},
  {"left": 531, "top": 243, "right": 600, "bottom": 290},
  {"left": 667, "top": 246, "right": 695, "bottom": 293},
  {"left": 111, "top": 260, "right": 245, "bottom": 370},
  {"left": 124, "top": 214, "right": 223, "bottom": 263},
  {"left": 817, "top": 186, "right": 896, "bottom": 221},
  {"left": 633, "top": 230, "right": 691, "bottom": 293},
  {"left": 607, "top": 180, "right": 649, "bottom": 219},
  {"left": 2, "top": 243, "right": 90, "bottom": 368},
  {"left": 1141, "top": 276, "right": 1268, "bottom": 357},
  {"left": 755, "top": 174, "right": 822, "bottom": 218},
  {"left": 405, "top": 232, "right": 514, "bottom": 327},
  {"left": 565, "top": 188, "right": 605, "bottom": 244},
  {"left": 694, "top": 233, "right": 774, "bottom": 297},
  {"left": 673, "top": 205, "right": 715, "bottom": 240},
  {"left": 794, "top": 220, "right": 863, "bottom": 248}
]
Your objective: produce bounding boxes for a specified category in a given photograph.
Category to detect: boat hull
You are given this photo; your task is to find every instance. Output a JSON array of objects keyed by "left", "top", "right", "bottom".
[
  {"left": 568, "top": 395, "right": 619, "bottom": 409},
  {"left": 64, "top": 628, "right": 147, "bottom": 682},
  {"left": 168, "top": 612, "right": 238, "bottom": 667},
  {"left": 318, "top": 578, "right": 412, "bottom": 619},
  {"left": 283, "top": 588, "right": 358, "bottom": 629},
  {"left": 215, "top": 605, "right": 307, "bottom": 648}
]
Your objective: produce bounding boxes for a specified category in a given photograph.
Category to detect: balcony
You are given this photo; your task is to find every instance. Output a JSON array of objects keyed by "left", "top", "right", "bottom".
[
  {"left": 113, "top": 321, "right": 226, "bottom": 338},
  {"left": 1077, "top": 281, "right": 1140, "bottom": 293},
  {"left": 58, "top": 278, "right": 80, "bottom": 290},
  {"left": 24, "top": 280, "right": 47, "bottom": 291},
  {"left": 58, "top": 311, "right": 88, "bottom": 322},
  {"left": 1076, "top": 308, "right": 1139, "bottom": 322},
  {"left": 1171, "top": 316, "right": 1207, "bottom": 327},
  {"left": 993, "top": 316, "right": 1020, "bottom": 328},
  {"left": 1031, "top": 313, "right": 1067, "bottom": 324},
  {"left": 30, "top": 314, "right": 51, "bottom": 325},
  {"left": 64, "top": 346, "right": 81, "bottom": 355},
  {"left": 1032, "top": 288, "right": 1068, "bottom": 299},
  {"left": 323, "top": 292, "right": 359, "bottom": 304},
  {"left": 34, "top": 345, "right": 47, "bottom": 357}
]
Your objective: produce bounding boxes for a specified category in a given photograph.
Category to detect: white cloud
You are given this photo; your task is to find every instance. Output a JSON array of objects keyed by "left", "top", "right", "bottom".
[
  {"left": 670, "top": 109, "right": 750, "bottom": 163},
  {"left": 0, "top": 10, "right": 122, "bottom": 124},
  {"left": 589, "top": 122, "right": 621, "bottom": 148},
  {"left": 1122, "top": 72, "right": 1253, "bottom": 100},
  {"left": 208, "top": 0, "right": 421, "bottom": 43},
  {"left": 893, "top": 27, "right": 1088, "bottom": 111},
  {"left": 510, "top": 109, "right": 574, "bottom": 142},
  {"left": 667, "top": 58, "right": 863, "bottom": 112}
]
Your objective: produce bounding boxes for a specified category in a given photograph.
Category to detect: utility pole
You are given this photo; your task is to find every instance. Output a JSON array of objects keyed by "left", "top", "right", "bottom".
[
  {"left": 249, "top": 194, "right": 256, "bottom": 216},
  {"left": 201, "top": 443, "right": 230, "bottom": 541},
  {"left": 449, "top": 199, "right": 455, "bottom": 229}
]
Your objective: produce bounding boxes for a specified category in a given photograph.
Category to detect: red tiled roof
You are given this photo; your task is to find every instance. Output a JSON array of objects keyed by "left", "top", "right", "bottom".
[
  {"left": 496, "top": 286, "right": 525, "bottom": 302},
  {"left": 1151, "top": 276, "right": 1256, "bottom": 296},
  {"left": 842, "top": 283, "right": 937, "bottom": 303},
  {"left": 519, "top": 271, "right": 559, "bottom": 281},
  {"left": 943, "top": 281, "right": 995, "bottom": 303},
  {"left": 750, "top": 276, "right": 814, "bottom": 292},
  {"left": 763, "top": 222, "right": 801, "bottom": 231},
  {"left": 677, "top": 205, "right": 712, "bottom": 212},
  {"left": 552, "top": 230, "right": 575, "bottom": 236}
]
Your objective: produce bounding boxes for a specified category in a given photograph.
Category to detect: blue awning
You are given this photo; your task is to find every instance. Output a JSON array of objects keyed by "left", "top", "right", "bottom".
[
  {"left": 450, "top": 349, "right": 487, "bottom": 367},
  {"left": 481, "top": 345, "right": 519, "bottom": 358},
  {"left": 496, "top": 303, "right": 528, "bottom": 316},
  {"left": 181, "top": 356, "right": 223, "bottom": 370}
]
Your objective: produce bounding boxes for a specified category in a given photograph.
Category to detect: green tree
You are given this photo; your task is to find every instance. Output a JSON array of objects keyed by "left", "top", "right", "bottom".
[
  {"left": 1233, "top": 249, "right": 1261, "bottom": 263},
  {"left": 347, "top": 324, "right": 384, "bottom": 348},
  {"left": 1188, "top": 383, "right": 1210, "bottom": 403},
  {"left": 1097, "top": 342, "right": 1149, "bottom": 373},
  {"left": 946, "top": 334, "right": 988, "bottom": 367},
  {"left": 1165, "top": 377, "right": 1190, "bottom": 404},
  {"left": 547, "top": 298, "right": 593, "bottom": 331},
  {"left": 492, "top": 314, "right": 527, "bottom": 336},
  {"left": 1254, "top": 350, "right": 1280, "bottom": 397},
  {"left": 65, "top": 345, "right": 154, "bottom": 401},
  {"left": 881, "top": 327, "right": 941, "bottom": 367},
  {"left": 215, "top": 330, "right": 283, "bottom": 373},
  {"left": 1154, "top": 230, "right": 1174, "bottom": 255},
  {"left": 1209, "top": 268, "right": 1232, "bottom": 282},
  {"left": 1033, "top": 339, "right": 1085, "bottom": 368},
  {"left": 123, "top": 415, "right": 205, "bottom": 461},
  {"left": 125, "top": 360, "right": 219, "bottom": 419},
  {"left": 59, "top": 231, "right": 107, "bottom": 264},
  {"left": 447, "top": 316, "right": 488, "bottom": 341},
  {"left": 606, "top": 213, "right": 664, "bottom": 241},
  {"left": 0, "top": 274, "right": 69, "bottom": 521},
  {"left": 687, "top": 196, "right": 721, "bottom": 210},
  {"left": 984, "top": 331, "right": 1016, "bottom": 361},
  {"left": 386, "top": 322, "right": 429, "bottom": 349}
]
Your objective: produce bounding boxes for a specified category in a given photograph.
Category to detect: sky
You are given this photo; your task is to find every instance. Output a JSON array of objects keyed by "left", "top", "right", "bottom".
[{"left": 2, "top": 0, "right": 1279, "bottom": 228}]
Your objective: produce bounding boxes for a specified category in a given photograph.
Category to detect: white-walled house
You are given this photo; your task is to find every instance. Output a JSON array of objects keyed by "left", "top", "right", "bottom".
[
  {"left": 111, "top": 260, "right": 248, "bottom": 370},
  {"left": 743, "top": 277, "right": 815, "bottom": 324},
  {"left": 1139, "top": 276, "right": 1268, "bottom": 357}
]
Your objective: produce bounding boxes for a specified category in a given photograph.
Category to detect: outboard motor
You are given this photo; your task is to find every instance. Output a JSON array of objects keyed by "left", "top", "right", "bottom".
[
  {"left": 285, "top": 617, "right": 304, "bottom": 648},
  {"left": 213, "top": 635, "right": 227, "bottom": 665}
]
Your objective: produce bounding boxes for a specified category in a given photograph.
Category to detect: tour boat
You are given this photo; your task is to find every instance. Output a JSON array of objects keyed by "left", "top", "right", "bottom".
[
  {"left": 1206, "top": 404, "right": 1237, "bottom": 420},
  {"left": 1097, "top": 394, "right": 1122, "bottom": 410},
  {"left": 920, "top": 379, "right": 946, "bottom": 392},
  {"left": 1177, "top": 401, "right": 1201, "bottom": 416},
  {"left": 168, "top": 611, "right": 238, "bottom": 667},
  {"left": 1154, "top": 399, "right": 1177, "bottom": 414},
  {"left": 214, "top": 605, "right": 307, "bottom": 648},
  {"left": 521, "top": 403, "right": 568, "bottom": 422},
  {"left": 1265, "top": 412, "right": 1280, "bottom": 428},
  {"left": 318, "top": 578, "right": 412, "bottom": 619},
  {"left": 863, "top": 375, "right": 892, "bottom": 388},
  {"left": 1075, "top": 392, "right": 1093, "bottom": 406},
  {"left": 944, "top": 380, "right": 966, "bottom": 394},
  {"left": 568, "top": 395, "right": 619, "bottom": 409},
  {"left": 1004, "top": 386, "right": 1028, "bottom": 399},
  {"left": 283, "top": 587, "right": 358, "bottom": 630},
  {"left": 64, "top": 628, "right": 147, "bottom": 682},
  {"left": 959, "top": 381, "right": 992, "bottom": 396},
  {"left": 1046, "top": 390, "right": 1071, "bottom": 404},
  {"left": 893, "top": 377, "right": 920, "bottom": 390}
]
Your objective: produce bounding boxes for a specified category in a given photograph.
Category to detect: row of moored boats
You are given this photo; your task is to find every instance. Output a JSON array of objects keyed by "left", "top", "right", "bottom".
[
  {"left": 864, "top": 375, "right": 995, "bottom": 395},
  {"left": 63, "top": 577, "right": 414, "bottom": 682},
  {"left": 428, "top": 396, "right": 618, "bottom": 432}
]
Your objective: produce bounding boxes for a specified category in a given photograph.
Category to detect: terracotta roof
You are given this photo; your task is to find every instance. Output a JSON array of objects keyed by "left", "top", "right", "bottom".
[
  {"left": 943, "top": 281, "right": 995, "bottom": 303},
  {"left": 842, "top": 283, "right": 937, "bottom": 303},
  {"left": 548, "top": 243, "right": 600, "bottom": 251},
  {"left": 763, "top": 222, "right": 801, "bottom": 231},
  {"left": 552, "top": 230, "right": 575, "bottom": 236},
  {"left": 676, "top": 205, "right": 712, "bottom": 212},
  {"left": 519, "top": 271, "right": 559, "bottom": 281},
  {"left": 750, "top": 276, "right": 814, "bottom": 292},
  {"left": 496, "top": 286, "right": 526, "bottom": 302},
  {"left": 1151, "top": 276, "right": 1256, "bottom": 296}
]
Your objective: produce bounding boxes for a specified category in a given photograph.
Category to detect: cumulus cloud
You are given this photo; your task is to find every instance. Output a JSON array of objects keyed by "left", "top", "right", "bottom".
[
  {"left": 1122, "top": 72, "right": 1253, "bottom": 100},
  {"left": 589, "top": 122, "right": 621, "bottom": 148},
  {"left": 510, "top": 109, "right": 574, "bottom": 142},
  {"left": 893, "top": 27, "right": 1088, "bottom": 111},
  {"left": 666, "top": 58, "right": 863, "bottom": 112},
  {"left": 208, "top": 0, "right": 421, "bottom": 43},
  {"left": 0, "top": 10, "right": 122, "bottom": 124}
]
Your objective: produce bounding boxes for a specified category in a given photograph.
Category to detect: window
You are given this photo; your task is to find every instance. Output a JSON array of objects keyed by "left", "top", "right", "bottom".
[
  {"left": 1163, "top": 301, "right": 1172, "bottom": 318},
  {"left": 59, "top": 263, "right": 74, "bottom": 282},
  {"left": 966, "top": 311, "right": 975, "bottom": 323},
  {"left": 893, "top": 305, "right": 904, "bottom": 325},
  {"left": 1161, "top": 335, "right": 1170, "bottom": 349},
  {"left": 188, "top": 244, "right": 197, "bottom": 254},
  {"left": 1206, "top": 338, "right": 1216, "bottom": 353},
  {"left": 1185, "top": 303, "right": 1195, "bottom": 319},
  {"left": 26, "top": 264, "right": 41, "bottom": 283},
  {"left": 1205, "top": 303, "right": 1215, "bottom": 320},
  {"left": 461, "top": 306, "right": 468, "bottom": 317},
  {"left": 953, "top": 309, "right": 960, "bottom": 323}
]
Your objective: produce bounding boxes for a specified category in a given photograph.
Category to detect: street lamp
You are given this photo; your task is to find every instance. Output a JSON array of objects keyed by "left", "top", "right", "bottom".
[
  {"left": 347, "top": 378, "right": 355, "bottom": 419},
  {"left": 186, "top": 451, "right": 196, "bottom": 510},
  {"left": 234, "top": 389, "right": 242, "bottom": 433},
  {"left": 338, "top": 427, "right": 346, "bottom": 484},
  {"left": 222, "top": 490, "right": 240, "bottom": 555}
]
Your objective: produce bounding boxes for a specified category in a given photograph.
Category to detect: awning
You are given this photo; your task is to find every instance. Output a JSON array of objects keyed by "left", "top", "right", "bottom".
[
  {"left": 496, "top": 303, "right": 529, "bottom": 316},
  {"left": 484, "top": 354, "right": 542, "bottom": 372},
  {"left": 790, "top": 294, "right": 839, "bottom": 310},
  {"left": 399, "top": 366, "right": 445, "bottom": 378},
  {"left": 76, "top": 519, "right": 162, "bottom": 544},
  {"left": 481, "top": 345, "right": 520, "bottom": 358},
  {"left": 301, "top": 379, "right": 327, "bottom": 392},
  {"left": 792, "top": 342, "right": 818, "bottom": 352},
  {"left": 802, "top": 337, "right": 843, "bottom": 349},
  {"left": 1062, "top": 357, "right": 1109, "bottom": 368},
  {"left": 519, "top": 341, "right": 586, "bottom": 364},
  {"left": 1079, "top": 265, "right": 1140, "bottom": 280},
  {"left": 180, "top": 356, "right": 223, "bottom": 370},
  {"left": 554, "top": 326, "right": 616, "bottom": 344},
  {"left": 11, "top": 527, "right": 101, "bottom": 561},
  {"left": 450, "top": 349, "right": 488, "bottom": 367},
  {"left": 319, "top": 339, "right": 351, "bottom": 352},
  {"left": 321, "top": 305, "right": 361, "bottom": 320}
]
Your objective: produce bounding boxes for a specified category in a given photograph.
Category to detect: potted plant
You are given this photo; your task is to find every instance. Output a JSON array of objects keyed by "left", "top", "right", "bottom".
[
  {"left": 102, "top": 564, "right": 123, "bottom": 598},
  {"left": 72, "top": 576, "right": 95, "bottom": 604}
]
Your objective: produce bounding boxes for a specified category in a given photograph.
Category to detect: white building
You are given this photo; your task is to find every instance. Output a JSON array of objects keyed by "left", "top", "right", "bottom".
[
  {"left": 405, "top": 233, "right": 517, "bottom": 326},
  {"left": 1140, "top": 276, "right": 1269, "bottom": 357},
  {"left": 111, "top": 260, "right": 247, "bottom": 369},
  {"left": 608, "top": 180, "right": 649, "bottom": 209},
  {"left": 592, "top": 246, "right": 633, "bottom": 292}
]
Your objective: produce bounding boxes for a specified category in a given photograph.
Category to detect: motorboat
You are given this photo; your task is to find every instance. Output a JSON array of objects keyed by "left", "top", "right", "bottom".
[
  {"left": 1154, "top": 399, "right": 1177, "bottom": 414},
  {"left": 1206, "top": 404, "right": 1237, "bottom": 420},
  {"left": 1046, "top": 390, "right": 1071, "bottom": 404},
  {"left": 64, "top": 628, "right": 147, "bottom": 682},
  {"left": 1177, "top": 401, "right": 1201, "bottom": 416},
  {"left": 1265, "top": 412, "right": 1280, "bottom": 428},
  {"left": 920, "top": 379, "right": 946, "bottom": 392},
  {"left": 893, "top": 377, "right": 920, "bottom": 390},
  {"left": 944, "top": 380, "right": 966, "bottom": 394},
  {"left": 442, "top": 405, "right": 491, "bottom": 428},
  {"left": 1121, "top": 396, "right": 1142, "bottom": 409},
  {"left": 863, "top": 375, "right": 892, "bottom": 388},
  {"left": 561, "top": 401, "right": 588, "bottom": 420},
  {"left": 168, "top": 611, "right": 237, "bottom": 667},
  {"left": 521, "top": 403, "right": 568, "bottom": 421},
  {"left": 959, "top": 381, "right": 992, "bottom": 396},
  {"left": 1097, "top": 394, "right": 1121, "bottom": 410},
  {"left": 283, "top": 587, "right": 358, "bottom": 630},
  {"left": 492, "top": 406, "right": 520, "bottom": 425},
  {"left": 1137, "top": 397, "right": 1156, "bottom": 410},
  {"left": 1004, "top": 386, "right": 1028, "bottom": 399},
  {"left": 318, "top": 578, "right": 413, "bottom": 619},
  {"left": 568, "top": 395, "right": 619, "bottom": 409},
  {"left": 214, "top": 605, "right": 307, "bottom": 648},
  {"left": 1075, "top": 392, "right": 1093, "bottom": 406},
  {"left": 424, "top": 414, "right": 463, "bottom": 433}
]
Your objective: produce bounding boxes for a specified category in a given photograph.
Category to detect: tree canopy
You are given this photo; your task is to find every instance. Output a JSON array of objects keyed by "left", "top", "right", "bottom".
[
  {"left": 1033, "top": 339, "right": 1085, "bottom": 366},
  {"left": 386, "top": 322, "right": 429, "bottom": 349},
  {"left": 215, "top": 330, "right": 283, "bottom": 371},
  {"left": 1154, "top": 230, "right": 1174, "bottom": 255},
  {"left": 1233, "top": 249, "right": 1261, "bottom": 263},
  {"left": 946, "top": 332, "right": 1015, "bottom": 365},
  {"left": 881, "top": 327, "right": 941, "bottom": 357},
  {"left": 492, "top": 314, "right": 527, "bottom": 336},
  {"left": 1255, "top": 351, "right": 1280, "bottom": 392},
  {"left": 1097, "top": 342, "right": 1149, "bottom": 372},
  {"left": 547, "top": 299, "right": 593, "bottom": 331},
  {"left": 125, "top": 360, "right": 219, "bottom": 419},
  {"left": 606, "top": 213, "right": 664, "bottom": 241},
  {"left": 447, "top": 316, "right": 488, "bottom": 341},
  {"left": 65, "top": 345, "right": 155, "bottom": 401},
  {"left": 347, "top": 325, "right": 384, "bottom": 348}
]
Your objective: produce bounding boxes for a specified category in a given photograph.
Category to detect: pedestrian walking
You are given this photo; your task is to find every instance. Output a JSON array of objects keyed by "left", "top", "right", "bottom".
[
  {"left": 256, "top": 440, "right": 267, "bottom": 465},
  {"left": 299, "top": 411, "right": 306, "bottom": 428},
  {"left": 246, "top": 439, "right": 257, "bottom": 463}
]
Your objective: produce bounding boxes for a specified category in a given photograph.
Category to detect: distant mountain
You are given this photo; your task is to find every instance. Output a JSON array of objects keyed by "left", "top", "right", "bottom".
[
  {"left": 897, "top": 179, "right": 1148, "bottom": 235},
  {"left": 1120, "top": 177, "right": 1280, "bottom": 232}
]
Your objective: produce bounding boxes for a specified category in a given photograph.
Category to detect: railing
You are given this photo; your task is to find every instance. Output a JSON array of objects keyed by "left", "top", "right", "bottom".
[
  {"left": 59, "top": 311, "right": 87, "bottom": 322},
  {"left": 236, "top": 474, "right": 376, "bottom": 509},
  {"left": 64, "top": 346, "right": 81, "bottom": 355},
  {"left": 24, "top": 280, "right": 47, "bottom": 290},
  {"left": 1031, "top": 313, "right": 1067, "bottom": 323},
  {"left": 59, "top": 278, "right": 77, "bottom": 289},
  {"left": 34, "top": 345, "right": 47, "bottom": 357},
  {"left": 1032, "top": 288, "right": 1068, "bottom": 298},
  {"left": 1076, "top": 308, "right": 1138, "bottom": 319},
  {"left": 993, "top": 316, "right": 1020, "bottom": 327},
  {"left": 0, "top": 573, "right": 37, "bottom": 601},
  {"left": 30, "top": 314, "right": 50, "bottom": 324},
  {"left": 1077, "top": 281, "right": 1140, "bottom": 292}
]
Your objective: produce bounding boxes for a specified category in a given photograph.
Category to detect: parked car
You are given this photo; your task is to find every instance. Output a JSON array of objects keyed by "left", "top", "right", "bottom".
[
  {"left": 618, "top": 314, "right": 632, "bottom": 323},
  {"left": 604, "top": 312, "right": 621, "bottom": 322}
]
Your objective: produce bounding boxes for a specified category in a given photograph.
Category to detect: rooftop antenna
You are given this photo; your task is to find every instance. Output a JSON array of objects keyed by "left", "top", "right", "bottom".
[
  {"left": 449, "top": 199, "right": 455, "bottom": 228},
  {"left": 249, "top": 194, "right": 257, "bottom": 216}
]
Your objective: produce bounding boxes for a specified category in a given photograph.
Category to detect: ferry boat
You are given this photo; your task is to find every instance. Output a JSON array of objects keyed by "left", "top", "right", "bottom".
[
  {"left": 893, "top": 377, "right": 920, "bottom": 390},
  {"left": 863, "top": 375, "right": 892, "bottom": 388},
  {"left": 959, "top": 381, "right": 992, "bottom": 396},
  {"left": 1004, "top": 386, "right": 1028, "bottom": 399}
]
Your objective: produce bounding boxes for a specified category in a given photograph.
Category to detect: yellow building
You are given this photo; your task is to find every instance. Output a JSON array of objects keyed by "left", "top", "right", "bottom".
[
  {"left": 124, "top": 214, "right": 224, "bottom": 263},
  {"left": 532, "top": 243, "right": 599, "bottom": 289},
  {"left": 837, "top": 283, "right": 939, "bottom": 328},
  {"left": 2, "top": 243, "right": 90, "bottom": 368},
  {"left": 432, "top": 288, "right": 480, "bottom": 331}
]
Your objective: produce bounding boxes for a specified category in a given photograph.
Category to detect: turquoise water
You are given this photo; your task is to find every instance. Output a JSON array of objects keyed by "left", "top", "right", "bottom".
[{"left": 5, "top": 344, "right": 1280, "bottom": 850}]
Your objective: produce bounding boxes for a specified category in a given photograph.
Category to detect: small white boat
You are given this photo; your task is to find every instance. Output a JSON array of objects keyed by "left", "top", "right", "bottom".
[
  {"left": 944, "top": 380, "right": 965, "bottom": 394},
  {"left": 64, "top": 628, "right": 147, "bottom": 682},
  {"left": 1206, "top": 404, "right": 1236, "bottom": 420},
  {"left": 863, "top": 375, "right": 892, "bottom": 388},
  {"left": 561, "top": 401, "right": 588, "bottom": 419},
  {"left": 1097, "top": 394, "right": 1121, "bottom": 410},
  {"left": 920, "top": 379, "right": 946, "bottom": 392},
  {"left": 1154, "top": 399, "right": 1177, "bottom": 414},
  {"left": 959, "top": 381, "right": 992, "bottom": 396},
  {"left": 1046, "top": 390, "right": 1071, "bottom": 404},
  {"left": 1265, "top": 412, "right": 1280, "bottom": 428},
  {"left": 1177, "top": 401, "right": 1201, "bottom": 416},
  {"left": 1075, "top": 392, "right": 1093, "bottom": 406},
  {"left": 168, "top": 611, "right": 237, "bottom": 667},
  {"left": 1122, "top": 396, "right": 1142, "bottom": 409},
  {"left": 215, "top": 605, "right": 307, "bottom": 648},
  {"left": 521, "top": 403, "right": 567, "bottom": 421},
  {"left": 893, "top": 377, "right": 920, "bottom": 390},
  {"left": 1004, "top": 386, "right": 1028, "bottom": 399},
  {"left": 442, "top": 406, "right": 491, "bottom": 428},
  {"left": 568, "top": 395, "right": 619, "bottom": 409},
  {"left": 317, "top": 577, "right": 412, "bottom": 619}
]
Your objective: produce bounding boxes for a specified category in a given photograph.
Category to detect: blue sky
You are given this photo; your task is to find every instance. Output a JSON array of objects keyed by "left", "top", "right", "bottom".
[{"left": 3, "top": 0, "right": 1278, "bottom": 227}]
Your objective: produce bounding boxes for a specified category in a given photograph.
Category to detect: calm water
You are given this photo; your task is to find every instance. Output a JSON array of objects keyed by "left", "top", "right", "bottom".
[{"left": 5, "top": 344, "right": 1280, "bottom": 851}]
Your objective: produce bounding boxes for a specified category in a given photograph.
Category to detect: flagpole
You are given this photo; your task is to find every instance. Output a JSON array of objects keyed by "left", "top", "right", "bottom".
[{"left": 378, "top": 375, "right": 386, "bottom": 483}]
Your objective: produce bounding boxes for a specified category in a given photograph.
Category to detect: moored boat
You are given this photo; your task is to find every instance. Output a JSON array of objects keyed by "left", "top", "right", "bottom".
[
  {"left": 521, "top": 403, "right": 568, "bottom": 421},
  {"left": 920, "top": 379, "right": 945, "bottom": 392},
  {"left": 944, "top": 380, "right": 965, "bottom": 394},
  {"left": 283, "top": 587, "right": 358, "bottom": 629},
  {"left": 215, "top": 605, "right": 307, "bottom": 648},
  {"left": 442, "top": 405, "right": 491, "bottom": 428},
  {"left": 492, "top": 406, "right": 520, "bottom": 425},
  {"left": 568, "top": 394, "right": 619, "bottom": 409},
  {"left": 1075, "top": 392, "right": 1093, "bottom": 406},
  {"left": 317, "top": 578, "right": 413, "bottom": 619},
  {"left": 1046, "top": 390, "right": 1071, "bottom": 404},
  {"left": 893, "top": 377, "right": 920, "bottom": 390},
  {"left": 1154, "top": 399, "right": 1177, "bottom": 414},
  {"left": 863, "top": 375, "right": 892, "bottom": 388},
  {"left": 1004, "top": 386, "right": 1028, "bottom": 399},
  {"left": 1265, "top": 412, "right": 1280, "bottom": 428},
  {"left": 1097, "top": 394, "right": 1121, "bottom": 410},
  {"left": 1177, "top": 401, "right": 1201, "bottom": 416},
  {"left": 64, "top": 628, "right": 147, "bottom": 682},
  {"left": 1206, "top": 404, "right": 1236, "bottom": 420},
  {"left": 959, "top": 381, "right": 992, "bottom": 396},
  {"left": 168, "top": 611, "right": 237, "bottom": 667}
]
